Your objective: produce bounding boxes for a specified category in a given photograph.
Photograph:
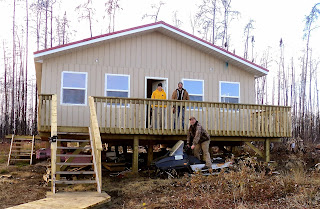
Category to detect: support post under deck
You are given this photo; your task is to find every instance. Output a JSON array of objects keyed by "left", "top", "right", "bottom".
[
  {"left": 265, "top": 138, "right": 270, "bottom": 162},
  {"left": 147, "top": 141, "right": 153, "bottom": 166},
  {"left": 132, "top": 136, "right": 139, "bottom": 173}
]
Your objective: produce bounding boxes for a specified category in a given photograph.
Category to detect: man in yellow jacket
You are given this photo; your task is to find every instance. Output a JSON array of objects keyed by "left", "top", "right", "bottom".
[{"left": 151, "top": 83, "right": 167, "bottom": 129}]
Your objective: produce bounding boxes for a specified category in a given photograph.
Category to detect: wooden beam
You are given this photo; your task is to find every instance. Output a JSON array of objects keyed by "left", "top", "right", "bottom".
[
  {"left": 132, "top": 136, "right": 139, "bottom": 173},
  {"left": 265, "top": 138, "right": 270, "bottom": 162},
  {"left": 245, "top": 142, "right": 264, "bottom": 158},
  {"left": 147, "top": 141, "right": 153, "bottom": 166}
]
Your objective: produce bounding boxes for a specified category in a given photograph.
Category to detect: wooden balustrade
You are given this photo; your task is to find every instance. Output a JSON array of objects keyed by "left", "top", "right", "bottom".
[{"left": 93, "top": 96, "right": 292, "bottom": 138}]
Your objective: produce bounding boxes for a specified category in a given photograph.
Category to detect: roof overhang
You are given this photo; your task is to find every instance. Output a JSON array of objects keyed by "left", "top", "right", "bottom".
[{"left": 34, "top": 21, "right": 268, "bottom": 77}]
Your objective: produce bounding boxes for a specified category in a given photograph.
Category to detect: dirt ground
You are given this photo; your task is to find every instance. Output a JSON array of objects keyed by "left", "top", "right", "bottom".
[
  {"left": 1, "top": 142, "right": 320, "bottom": 208},
  {"left": 0, "top": 143, "right": 48, "bottom": 209}
]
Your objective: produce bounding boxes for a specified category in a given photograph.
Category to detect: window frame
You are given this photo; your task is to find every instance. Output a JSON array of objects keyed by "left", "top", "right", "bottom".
[
  {"left": 181, "top": 78, "right": 204, "bottom": 102},
  {"left": 60, "top": 71, "right": 88, "bottom": 106},
  {"left": 219, "top": 81, "right": 240, "bottom": 103},
  {"left": 105, "top": 73, "right": 130, "bottom": 98}
]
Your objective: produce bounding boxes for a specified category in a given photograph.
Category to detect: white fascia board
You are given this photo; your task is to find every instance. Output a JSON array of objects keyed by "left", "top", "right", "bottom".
[
  {"left": 160, "top": 24, "right": 268, "bottom": 76},
  {"left": 34, "top": 24, "right": 162, "bottom": 59}
]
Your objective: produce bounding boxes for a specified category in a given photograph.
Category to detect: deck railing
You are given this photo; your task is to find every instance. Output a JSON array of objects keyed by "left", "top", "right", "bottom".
[
  {"left": 38, "top": 94, "right": 54, "bottom": 132},
  {"left": 93, "top": 96, "right": 292, "bottom": 138}
]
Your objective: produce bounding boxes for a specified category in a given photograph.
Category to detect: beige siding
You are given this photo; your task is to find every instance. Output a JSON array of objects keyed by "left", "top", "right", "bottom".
[{"left": 41, "top": 31, "right": 255, "bottom": 127}]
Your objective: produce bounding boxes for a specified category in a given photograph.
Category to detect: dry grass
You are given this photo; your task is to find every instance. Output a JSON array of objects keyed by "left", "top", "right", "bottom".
[{"left": 103, "top": 157, "right": 320, "bottom": 208}]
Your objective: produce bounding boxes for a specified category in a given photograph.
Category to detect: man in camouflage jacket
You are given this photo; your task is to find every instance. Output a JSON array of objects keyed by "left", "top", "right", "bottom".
[{"left": 187, "top": 116, "right": 212, "bottom": 168}]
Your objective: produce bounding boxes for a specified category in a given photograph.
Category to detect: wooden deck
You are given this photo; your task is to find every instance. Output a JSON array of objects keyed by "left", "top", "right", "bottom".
[{"left": 39, "top": 95, "right": 292, "bottom": 139}]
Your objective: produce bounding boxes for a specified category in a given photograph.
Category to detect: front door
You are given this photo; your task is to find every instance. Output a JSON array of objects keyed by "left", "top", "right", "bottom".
[{"left": 145, "top": 77, "right": 168, "bottom": 127}]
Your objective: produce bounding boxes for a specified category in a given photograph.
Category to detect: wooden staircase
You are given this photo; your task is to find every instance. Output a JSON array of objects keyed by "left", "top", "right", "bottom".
[
  {"left": 51, "top": 137, "right": 101, "bottom": 193},
  {"left": 49, "top": 95, "right": 103, "bottom": 194},
  {"left": 7, "top": 135, "right": 35, "bottom": 166}
]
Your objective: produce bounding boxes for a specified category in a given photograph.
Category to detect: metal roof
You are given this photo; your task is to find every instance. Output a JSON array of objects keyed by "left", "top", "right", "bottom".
[{"left": 34, "top": 21, "right": 268, "bottom": 77}]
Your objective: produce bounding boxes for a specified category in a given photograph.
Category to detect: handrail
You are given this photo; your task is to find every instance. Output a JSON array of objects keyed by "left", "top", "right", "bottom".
[
  {"left": 92, "top": 96, "right": 292, "bottom": 138},
  {"left": 50, "top": 94, "right": 58, "bottom": 193},
  {"left": 89, "top": 96, "right": 102, "bottom": 193}
]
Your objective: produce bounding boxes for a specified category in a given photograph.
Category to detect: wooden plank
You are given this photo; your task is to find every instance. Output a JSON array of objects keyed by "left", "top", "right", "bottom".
[
  {"left": 119, "top": 99, "right": 122, "bottom": 134},
  {"left": 30, "top": 135, "right": 34, "bottom": 165},
  {"left": 245, "top": 142, "right": 264, "bottom": 158},
  {"left": 51, "top": 94, "right": 58, "bottom": 193},
  {"left": 110, "top": 98, "right": 113, "bottom": 133},
  {"left": 7, "top": 135, "right": 14, "bottom": 166},
  {"left": 7, "top": 192, "right": 110, "bottom": 209},
  {"left": 124, "top": 99, "right": 127, "bottom": 132}
]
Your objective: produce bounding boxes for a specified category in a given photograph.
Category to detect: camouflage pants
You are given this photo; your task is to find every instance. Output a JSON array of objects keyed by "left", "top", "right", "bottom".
[{"left": 194, "top": 140, "right": 212, "bottom": 167}]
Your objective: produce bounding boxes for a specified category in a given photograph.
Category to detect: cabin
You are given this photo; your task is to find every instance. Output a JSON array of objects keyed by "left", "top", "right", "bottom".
[{"left": 34, "top": 21, "right": 291, "bottom": 192}]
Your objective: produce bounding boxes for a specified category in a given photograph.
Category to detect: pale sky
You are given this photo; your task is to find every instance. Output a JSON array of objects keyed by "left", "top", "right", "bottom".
[{"left": 0, "top": 0, "right": 320, "bottom": 83}]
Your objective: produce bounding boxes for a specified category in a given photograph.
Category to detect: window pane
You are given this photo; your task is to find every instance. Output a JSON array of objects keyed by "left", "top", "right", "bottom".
[
  {"left": 62, "top": 89, "right": 86, "bottom": 104},
  {"left": 221, "top": 97, "right": 239, "bottom": 103},
  {"left": 189, "top": 95, "right": 203, "bottom": 101},
  {"left": 183, "top": 80, "right": 203, "bottom": 95},
  {"left": 221, "top": 82, "right": 239, "bottom": 97},
  {"left": 107, "top": 91, "right": 128, "bottom": 98},
  {"left": 107, "top": 75, "right": 129, "bottom": 90},
  {"left": 63, "top": 72, "right": 86, "bottom": 88}
]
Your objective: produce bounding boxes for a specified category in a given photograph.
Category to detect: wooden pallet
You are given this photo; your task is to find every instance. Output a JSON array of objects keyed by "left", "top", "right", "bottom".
[{"left": 7, "top": 135, "right": 35, "bottom": 166}]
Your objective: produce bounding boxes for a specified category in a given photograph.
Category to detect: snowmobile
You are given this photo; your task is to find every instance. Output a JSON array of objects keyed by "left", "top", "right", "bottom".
[{"left": 153, "top": 140, "right": 232, "bottom": 177}]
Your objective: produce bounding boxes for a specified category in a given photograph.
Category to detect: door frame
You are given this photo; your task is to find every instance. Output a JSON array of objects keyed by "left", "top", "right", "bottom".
[{"left": 144, "top": 76, "right": 169, "bottom": 99}]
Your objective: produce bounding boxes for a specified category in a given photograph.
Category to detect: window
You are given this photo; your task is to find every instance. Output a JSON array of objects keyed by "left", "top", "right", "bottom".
[
  {"left": 105, "top": 74, "right": 130, "bottom": 98},
  {"left": 61, "top": 71, "right": 88, "bottom": 105},
  {"left": 219, "top": 81, "right": 240, "bottom": 103},
  {"left": 182, "top": 79, "right": 204, "bottom": 101}
]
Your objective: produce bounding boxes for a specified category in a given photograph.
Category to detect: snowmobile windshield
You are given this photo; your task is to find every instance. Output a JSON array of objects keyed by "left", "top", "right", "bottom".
[{"left": 169, "top": 140, "right": 184, "bottom": 156}]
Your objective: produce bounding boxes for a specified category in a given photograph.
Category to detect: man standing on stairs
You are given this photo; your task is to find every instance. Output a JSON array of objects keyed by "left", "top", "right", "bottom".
[
  {"left": 171, "top": 81, "right": 189, "bottom": 129},
  {"left": 151, "top": 83, "right": 167, "bottom": 129},
  {"left": 187, "top": 116, "right": 212, "bottom": 169}
]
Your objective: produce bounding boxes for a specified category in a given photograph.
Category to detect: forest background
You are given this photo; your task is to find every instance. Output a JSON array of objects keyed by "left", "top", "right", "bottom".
[{"left": 0, "top": 0, "right": 319, "bottom": 143}]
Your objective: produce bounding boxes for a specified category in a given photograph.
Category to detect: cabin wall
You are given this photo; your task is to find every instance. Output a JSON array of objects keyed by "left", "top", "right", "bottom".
[{"left": 40, "top": 31, "right": 255, "bottom": 127}]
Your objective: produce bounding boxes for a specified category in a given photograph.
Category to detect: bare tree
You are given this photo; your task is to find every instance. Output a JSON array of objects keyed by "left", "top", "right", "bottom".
[
  {"left": 172, "top": 10, "right": 182, "bottom": 28},
  {"left": 142, "top": 1, "right": 165, "bottom": 23},
  {"left": 219, "top": 0, "right": 239, "bottom": 50},
  {"left": 196, "top": 0, "right": 220, "bottom": 44},
  {"left": 243, "top": 19, "right": 254, "bottom": 59},
  {"left": 189, "top": 13, "right": 198, "bottom": 35},
  {"left": 76, "top": 0, "right": 96, "bottom": 37},
  {"left": 104, "top": 0, "right": 122, "bottom": 33}
]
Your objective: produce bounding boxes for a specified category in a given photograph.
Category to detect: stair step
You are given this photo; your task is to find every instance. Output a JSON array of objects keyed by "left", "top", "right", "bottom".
[
  {"left": 57, "top": 154, "right": 92, "bottom": 157},
  {"left": 54, "top": 180, "right": 96, "bottom": 185},
  {"left": 57, "top": 139, "right": 90, "bottom": 142},
  {"left": 12, "top": 142, "right": 29, "bottom": 144},
  {"left": 56, "top": 171, "right": 95, "bottom": 175},
  {"left": 10, "top": 159, "right": 31, "bottom": 161},
  {"left": 11, "top": 155, "right": 32, "bottom": 157},
  {"left": 56, "top": 162, "right": 93, "bottom": 166},
  {"left": 13, "top": 138, "right": 33, "bottom": 141},
  {"left": 57, "top": 147, "right": 91, "bottom": 150},
  {"left": 11, "top": 150, "right": 32, "bottom": 153}
]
